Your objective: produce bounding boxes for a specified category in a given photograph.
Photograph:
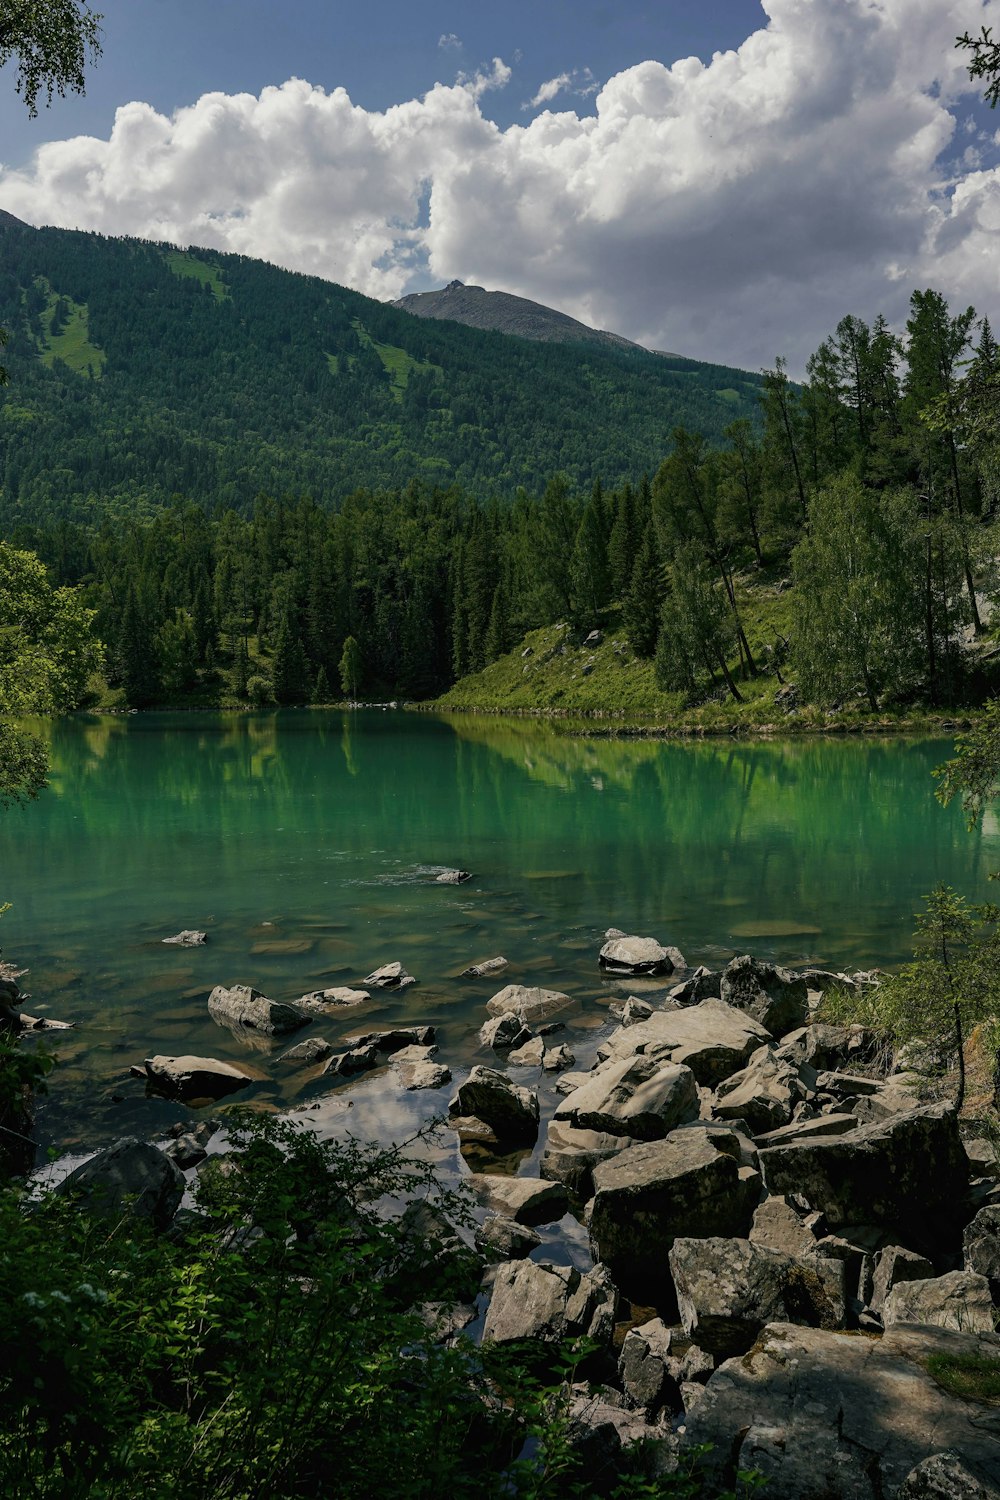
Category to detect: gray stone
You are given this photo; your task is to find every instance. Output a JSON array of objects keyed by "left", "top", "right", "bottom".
[
  {"left": 669, "top": 1237, "right": 848, "bottom": 1358},
  {"left": 555, "top": 1056, "right": 699, "bottom": 1141},
  {"left": 714, "top": 1045, "right": 816, "bottom": 1133},
  {"left": 681, "top": 1322, "right": 1000, "bottom": 1499},
  {"left": 965, "top": 1206, "right": 1000, "bottom": 1296},
  {"left": 164, "top": 1133, "right": 208, "bottom": 1169},
  {"left": 162, "top": 929, "right": 206, "bottom": 946},
  {"left": 294, "top": 986, "right": 370, "bottom": 1010},
  {"left": 389, "top": 1043, "right": 438, "bottom": 1064},
  {"left": 484, "top": 1260, "right": 619, "bottom": 1347},
  {"left": 589, "top": 1130, "right": 758, "bottom": 1303},
  {"left": 485, "top": 984, "right": 573, "bottom": 1026},
  {"left": 896, "top": 1451, "right": 1000, "bottom": 1499},
  {"left": 850, "top": 1073, "right": 927, "bottom": 1125},
  {"left": 463, "top": 956, "right": 509, "bottom": 979},
  {"left": 775, "top": 1023, "right": 854, "bottom": 1071},
  {"left": 395, "top": 1060, "right": 451, "bottom": 1090},
  {"left": 672, "top": 1118, "right": 760, "bottom": 1170},
  {"left": 470, "top": 1174, "right": 569, "bottom": 1225},
  {"left": 869, "top": 1245, "right": 935, "bottom": 1317},
  {"left": 608, "top": 996, "right": 654, "bottom": 1025},
  {"left": 143, "top": 1053, "right": 256, "bottom": 1101},
  {"left": 619, "top": 1317, "right": 678, "bottom": 1412},
  {"left": 278, "top": 1037, "right": 332, "bottom": 1064},
  {"left": 755, "top": 1113, "right": 859, "bottom": 1146},
  {"left": 475, "top": 1216, "right": 541, "bottom": 1260},
  {"left": 207, "top": 984, "right": 310, "bottom": 1036},
  {"left": 540, "top": 1121, "right": 637, "bottom": 1198},
  {"left": 883, "top": 1271, "right": 996, "bottom": 1333},
  {"left": 599, "top": 935, "right": 680, "bottom": 976},
  {"left": 668, "top": 967, "right": 722, "bottom": 1006},
  {"left": 435, "top": 869, "right": 472, "bottom": 884},
  {"left": 479, "top": 1012, "right": 530, "bottom": 1049},
  {"left": 597, "top": 998, "right": 773, "bottom": 1086},
  {"left": 543, "top": 1044, "right": 575, "bottom": 1071},
  {"left": 720, "top": 955, "right": 810, "bottom": 1037},
  {"left": 966, "top": 1140, "right": 1000, "bottom": 1179},
  {"left": 346, "top": 1027, "right": 435, "bottom": 1054},
  {"left": 509, "top": 1037, "right": 545, "bottom": 1067},
  {"left": 759, "top": 1104, "right": 968, "bottom": 1251},
  {"left": 750, "top": 1195, "right": 821, "bottom": 1257},
  {"left": 57, "top": 1138, "right": 184, "bottom": 1231},
  {"left": 363, "top": 962, "right": 416, "bottom": 989},
  {"left": 322, "top": 1045, "right": 378, "bottom": 1077},
  {"left": 448, "top": 1066, "right": 539, "bottom": 1143}
]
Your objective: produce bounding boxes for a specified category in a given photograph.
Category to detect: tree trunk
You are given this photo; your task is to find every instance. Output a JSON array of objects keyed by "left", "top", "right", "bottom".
[
  {"left": 715, "top": 644, "right": 744, "bottom": 702},
  {"left": 954, "top": 999, "right": 966, "bottom": 1112}
]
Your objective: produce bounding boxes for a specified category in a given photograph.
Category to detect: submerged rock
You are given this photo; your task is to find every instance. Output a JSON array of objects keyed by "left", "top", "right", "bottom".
[
  {"left": 435, "top": 869, "right": 473, "bottom": 885},
  {"left": 207, "top": 984, "right": 309, "bottom": 1037},
  {"left": 363, "top": 962, "right": 416, "bottom": 989},
  {"left": 162, "top": 930, "right": 207, "bottom": 946},
  {"left": 294, "top": 986, "right": 370, "bottom": 1010},
  {"left": 486, "top": 983, "right": 573, "bottom": 1026},
  {"left": 463, "top": 956, "right": 509, "bottom": 979}
]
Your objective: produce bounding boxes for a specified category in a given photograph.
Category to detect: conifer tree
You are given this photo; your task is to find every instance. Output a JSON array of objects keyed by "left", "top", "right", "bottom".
[
  {"left": 312, "top": 664, "right": 330, "bottom": 704},
  {"left": 271, "top": 611, "right": 309, "bottom": 705},
  {"left": 622, "top": 524, "right": 662, "bottom": 658},
  {"left": 339, "top": 635, "right": 362, "bottom": 699},
  {"left": 116, "top": 585, "right": 159, "bottom": 708},
  {"left": 569, "top": 497, "right": 611, "bottom": 630}
]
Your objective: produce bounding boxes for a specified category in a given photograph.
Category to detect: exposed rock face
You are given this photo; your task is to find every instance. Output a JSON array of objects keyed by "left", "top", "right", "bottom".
[
  {"left": 554, "top": 1057, "right": 699, "bottom": 1140},
  {"left": 759, "top": 1104, "right": 968, "bottom": 1251},
  {"left": 475, "top": 1216, "right": 541, "bottom": 1260},
  {"left": 448, "top": 1066, "right": 539, "bottom": 1143},
  {"left": 479, "top": 1013, "right": 529, "bottom": 1049},
  {"left": 540, "top": 1121, "right": 637, "bottom": 1198},
  {"left": 486, "top": 984, "right": 573, "bottom": 1026},
  {"left": 895, "top": 1451, "right": 1000, "bottom": 1498},
  {"left": 668, "top": 967, "right": 722, "bottom": 1005},
  {"left": 618, "top": 1318, "right": 678, "bottom": 1413},
  {"left": 749, "top": 1195, "right": 822, "bottom": 1258},
  {"left": 720, "top": 955, "right": 810, "bottom": 1037},
  {"left": 869, "top": 1245, "right": 935, "bottom": 1317},
  {"left": 882, "top": 1272, "right": 996, "bottom": 1334},
  {"left": 964, "top": 1206, "right": 1000, "bottom": 1297},
  {"left": 483, "top": 1260, "right": 618, "bottom": 1347},
  {"left": 207, "top": 984, "right": 309, "bottom": 1036},
  {"left": 681, "top": 1322, "right": 1000, "bottom": 1499},
  {"left": 599, "top": 935, "right": 681, "bottom": 976},
  {"left": 597, "top": 998, "right": 773, "bottom": 1085},
  {"left": 162, "top": 930, "right": 207, "bottom": 946},
  {"left": 589, "top": 1130, "right": 759, "bottom": 1303},
  {"left": 143, "top": 1054, "right": 256, "bottom": 1100},
  {"left": 470, "top": 1174, "right": 569, "bottom": 1225},
  {"left": 668, "top": 1237, "right": 847, "bottom": 1359},
  {"left": 278, "top": 1038, "right": 332, "bottom": 1065},
  {"left": 363, "top": 962, "right": 416, "bottom": 989},
  {"left": 57, "top": 1138, "right": 184, "bottom": 1231},
  {"left": 714, "top": 1046, "right": 816, "bottom": 1133}
]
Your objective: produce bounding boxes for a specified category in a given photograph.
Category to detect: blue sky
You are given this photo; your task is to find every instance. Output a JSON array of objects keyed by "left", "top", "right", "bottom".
[{"left": 1, "top": 0, "right": 999, "bottom": 370}]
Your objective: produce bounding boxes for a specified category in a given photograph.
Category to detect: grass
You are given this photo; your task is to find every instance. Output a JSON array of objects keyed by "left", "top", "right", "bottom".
[
  {"left": 35, "top": 279, "right": 105, "bottom": 377},
  {"left": 163, "top": 249, "right": 228, "bottom": 300},
  {"left": 926, "top": 1352, "right": 1000, "bottom": 1403}
]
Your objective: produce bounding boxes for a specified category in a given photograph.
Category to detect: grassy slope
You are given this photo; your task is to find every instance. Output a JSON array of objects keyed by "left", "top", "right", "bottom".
[{"left": 37, "top": 280, "right": 106, "bottom": 377}]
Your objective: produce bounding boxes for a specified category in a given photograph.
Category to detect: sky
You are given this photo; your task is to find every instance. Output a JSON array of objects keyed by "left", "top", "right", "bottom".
[{"left": 1, "top": 0, "right": 999, "bottom": 371}]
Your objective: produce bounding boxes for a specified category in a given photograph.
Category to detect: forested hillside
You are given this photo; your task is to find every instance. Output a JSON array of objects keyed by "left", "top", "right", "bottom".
[{"left": 0, "top": 215, "right": 761, "bottom": 524}]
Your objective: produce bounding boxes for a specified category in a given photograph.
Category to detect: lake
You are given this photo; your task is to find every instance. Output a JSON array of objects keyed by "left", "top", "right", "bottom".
[{"left": 2, "top": 711, "right": 997, "bottom": 1178}]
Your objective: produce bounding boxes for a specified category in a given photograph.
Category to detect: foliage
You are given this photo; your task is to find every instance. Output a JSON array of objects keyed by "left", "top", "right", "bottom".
[
  {"left": 935, "top": 697, "right": 1000, "bottom": 828},
  {"left": 958, "top": 24, "right": 1000, "bottom": 109},
  {"left": 0, "top": 0, "right": 102, "bottom": 117},
  {"left": 0, "top": 718, "right": 47, "bottom": 805},
  {"left": 0, "top": 541, "right": 102, "bottom": 713},
  {"left": 926, "top": 1351, "right": 1000, "bottom": 1403}
]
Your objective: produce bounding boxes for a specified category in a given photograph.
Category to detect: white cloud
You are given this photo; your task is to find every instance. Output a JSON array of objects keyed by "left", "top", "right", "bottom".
[
  {"left": 525, "top": 68, "right": 599, "bottom": 110},
  {"left": 527, "top": 72, "right": 572, "bottom": 108},
  {"left": 438, "top": 33, "right": 461, "bottom": 50},
  {"left": 2, "top": 0, "right": 1000, "bottom": 371}
]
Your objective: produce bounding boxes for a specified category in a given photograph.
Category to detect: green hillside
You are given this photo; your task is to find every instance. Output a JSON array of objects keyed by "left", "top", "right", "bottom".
[{"left": 0, "top": 215, "right": 763, "bottom": 524}]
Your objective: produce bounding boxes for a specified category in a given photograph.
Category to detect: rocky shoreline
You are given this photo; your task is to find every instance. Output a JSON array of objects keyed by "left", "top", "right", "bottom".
[{"left": 6, "top": 937, "right": 1000, "bottom": 1497}]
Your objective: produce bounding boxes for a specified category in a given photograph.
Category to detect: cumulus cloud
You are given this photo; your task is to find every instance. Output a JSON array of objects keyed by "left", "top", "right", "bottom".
[
  {"left": 2, "top": 0, "right": 999, "bottom": 370},
  {"left": 525, "top": 67, "right": 599, "bottom": 109},
  {"left": 438, "top": 33, "right": 461, "bottom": 50}
]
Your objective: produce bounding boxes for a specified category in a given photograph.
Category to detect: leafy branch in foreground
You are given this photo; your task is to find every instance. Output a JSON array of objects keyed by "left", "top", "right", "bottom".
[
  {"left": 958, "top": 25, "right": 1000, "bottom": 109},
  {"left": 0, "top": 0, "right": 102, "bottom": 117}
]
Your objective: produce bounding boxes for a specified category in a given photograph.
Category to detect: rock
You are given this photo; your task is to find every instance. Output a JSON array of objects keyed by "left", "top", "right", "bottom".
[
  {"left": 278, "top": 1037, "right": 332, "bottom": 1065},
  {"left": 965, "top": 1140, "right": 1000, "bottom": 1179},
  {"left": 540, "top": 1121, "right": 637, "bottom": 1198},
  {"left": 680, "top": 1322, "right": 1000, "bottom": 1500},
  {"left": 598, "top": 998, "right": 773, "bottom": 1086},
  {"left": 850, "top": 1072, "right": 927, "bottom": 1125},
  {"left": 750, "top": 1195, "right": 822, "bottom": 1258},
  {"left": 164, "top": 1133, "right": 208, "bottom": 1169},
  {"left": 435, "top": 869, "right": 472, "bottom": 884},
  {"left": 543, "top": 1044, "right": 576, "bottom": 1071},
  {"left": 321, "top": 1045, "right": 378, "bottom": 1077},
  {"left": 896, "top": 1451, "right": 1000, "bottom": 1499},
  {"left": 964, "top": 1206, "right": 1000, "bottom": 1297},
  {"left": 755, "top": 1113, "right": 858, "bottom": 1146},
  {"left": 554, "top": 1070, "right": 592, "bottom": 1096},
  {"left": 883, "top": 1271, "right": 996, "bottom": 1333},
  {"left": 599, "top": 935, "right": 681, "bottom": 976},
  {"left": 56, "top": 1138, "right": 184, "bottom": 1231},
  {"left": 619, "top": 1318, "right": 679, "bottom": 1413},
  {"left": 346, "top": 1027, "right": 436, "bottom": 1054},
  {"left": 714, "top": 1045, "right": 817, "bottom": 1133},
  {"left": 395, "top": 1061, "right": 451, "bottom": 1090},
  {"left": 759, "top": 1104, "right": 968, "bottom": 1252},
  {"left": 162, "top": 930, "right": 207, "bottom": 946},
  {"left": 448, "top": 1066, "right": 539, "bottom": 1143},
  {"left": 719, "top": 955, "right": 810, "bottom": 1037},
  {"left": 294, "top": 986, "right": 370, "bottom": 1010},
  {"left": 589, "top": 1129, "right": 758, "bottom": 1304},
  {"left": 470, "top": 1175, "right": 570, "bottom": 1225},
  {"left": 389, "top": 1043, "right": 438, "bottom": 1064},
  {"left": 673, "top": 1118, "right": 761, "bottom": 1170},
  {"left": 563, "top": 1390, "right": 672, "bottom": 1494},
  {"left": 509, "top": 1037, "right": 545, "bottom": 1067},
  {"left": 869, "top": 1245, "right": 935, "bottom": 1316},
  {"left": 143, "top": 1054, "right": 256, "bottom": 1101},
  {"left": 363, "top": 962, "right": 416, "bottom": 989},
  {"left": 669, "top": 1237, "right": 848, "bottom": 1359},
  {"left": 479, "top": 1013, "right": 530, "bottom": 1049},
  {"left": 667, "top": 967, "right": 722, "bottom": 1005},
  {"left": 583, "top": 629, "right": 603, "bottom": 646},
  {"left": 475, "top": 1216, "right": 541, "bottom": 1260},
  {"left": 462, "top": 956, "right": 509, "bottom": 979},
  {"left": 554, "top": 1057, "right": 699, "bottom": 1140},
  {"left": 775, "top": 1023, "right": 854, "bottom": 1071},
  {"left": 486, "top": 984, "right": 573, "bottom": 1026},
  {"left": 604, "top": 927, "right": 627, "bottom": 940},
  {"left": 608, "top": 997, "right": 654, "bottom": 1025},
  {"left": 483, "top": 1260, "right": 619, "bottom": 1348},
  {"left": 207, "top": 984, "right": 309, "bottom": 1036}
]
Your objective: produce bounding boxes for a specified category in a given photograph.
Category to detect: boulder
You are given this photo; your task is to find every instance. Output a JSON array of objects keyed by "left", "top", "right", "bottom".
[
  {"left": 883, "top": 1271, "right": 996, "bottom": 1334},
  {"left": 599, "top": 936, "right": 681, "bottom": 976},
  {"left": 589, "top": 1130, "right": 758, "bottom": 1304},
  {"left": 759, "top": 1104, "right": 968, "bottom": 1252},
  {"left": 278, "top": 1037, "right": 332, "bottom": 1065},
  {"left": 966, "top": 1140, "right": 1000, "bottom": 1179},
  {"left": 775, "top": 1023, "right": 854, "bottom": 1071},
  {"left": 475, "top": 1216, "right": 541, "bottom": 1260},
  {"left": 294, "top": 987, "right": 370, "bottom": 1010},
  {"left": 463, "top": 956, "right": 509, "bottom": 979},
  {"left": 895, "top": 1451, "right": 1000, "bottom": 1499},
  {"left": 448, "top": 1067, "right": 539, "bottom": 1144},
  {"left": 964, "top": 1206, "right": 1000, "bottom": 1297},
  {"left": 869, "top": 1245, "right": 935, "bottom": 1317},
  {"left": 479, "top": 1013, "right": 530, "bottom": 1050},
  {"left": 850, "top": 1073, "right": 927, "bottom": 1125},
  {"left": 363, "top": 962, "right": 416, "bottom": 989},
  {"left": 322, "top": 1045, "right": 379, "bottom": 1078},
  {"left": 540, "top": 1121, "right": 637, "bottom": 1198},
  {"left": 668, "top": 967, "right": 722, "bottom": 1005},
  {"left": 755, "top": 1113, "right": 858, "bottom": 1147},
  {"left": 164, "top": 1133, "right": 209, "bottom": 1169},
  {"left": 608, "top": 997, "right": 654, "bottom": 1026},
  {"left": 143, "top": 1054, "right": 256, "bottom": 1101},
  {"left": 346, "top": 1027, "right": 436, "bottom": 1054},
  {"left": 598, "top": 998, "right": 773, "bottom": 1086},
  {"left": 618, "top": 1318, "right": 679, "bottom": 1413},
  {"left": 470, "top": 1174, "right": 569, "bottom": 1225},
  {"left": 750, "top": 1195, "right": 822, "bottom": 1258},
  {"left": 483, "top": 1260, "right": 618, "bottom": 1348},
  {"left": 680, "top": 1322, "right": 1000, "bottom": 1499},
  {"left": 543, "top": 1044, "right": 576, "bottom": 1071},
  {"left": 435, "top": 869, "right": 472, "bottom": 884},
  {"left": 56, "top": 1138, "right": 184, "bottom": 1231},
  {"left": 554, "top": 1056, "right": 699, "bottom": 1141},
  {"left": 669, "top": 1237, "right": 848, "bottom": 1359},
  {"left": 395, "top": 1060, "right": 451, "bottom": 1090},
  {"left": 207, "top": 984, "right": 309, "bottom": 1036},
  {"left": 720, "top": 955, "right": 810, "bottom": 1037},
  {"left": 671, "top": 1118, "right": 760, "bottom": 1170},
  {"left": 486, "top": 984, "right": 573, "bottom": 1026},
  {"left": 714, "top": 1046, "right": 817, "bottom": 1133},
  {"left": 162, "top": 929, "right": 207, "bottom": 946},
  {"left": 509, "top": 1037, "right": 545, "bottom": 1067}
]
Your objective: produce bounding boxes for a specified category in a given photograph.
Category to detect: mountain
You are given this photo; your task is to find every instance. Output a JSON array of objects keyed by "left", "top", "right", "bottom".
[
  {"left": 0, "top": 216, "right": 764, "bottom": 524},
  {"left": 393, "top": 280, "right": 661, "bottom": 356}
]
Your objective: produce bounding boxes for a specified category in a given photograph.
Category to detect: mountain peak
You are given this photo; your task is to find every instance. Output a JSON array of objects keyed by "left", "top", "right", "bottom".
[{"left": 393, "top": 281, "right": 647, "bottom": 355}]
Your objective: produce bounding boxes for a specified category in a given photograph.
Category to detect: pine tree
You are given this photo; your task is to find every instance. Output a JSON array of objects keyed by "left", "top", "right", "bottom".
[
  {"left": 271, "top": 611, "right": 309, "bottom": 705},
  {"left": 233, "top": 637, "right": 250, "bottom": 698},
  {"left": 622, "top": 525, "right": 662, "bottom": 658},
  {"left": 312, "top": 664, "right": 330, "bottom": 704},
  {"left": 339, "top": 635, "right": 362, "bottom": 699},
  {"left": 608, "top": 483, "right": 637, "bottom": 597},
  {"left": 116, "top": 585, "right": 159, "bottom": 708},
  {"left": 569, "top": 497, "right": 611, "bottom": 630}
]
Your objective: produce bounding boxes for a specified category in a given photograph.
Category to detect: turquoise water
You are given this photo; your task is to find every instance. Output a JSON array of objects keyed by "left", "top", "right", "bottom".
[{"left": 1, "top": 711, "right": 996, "bottom": 1161}]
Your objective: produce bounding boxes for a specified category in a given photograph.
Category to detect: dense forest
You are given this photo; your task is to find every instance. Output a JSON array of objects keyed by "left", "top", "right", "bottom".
[
  {"left": 0, "top": 215, "right": 762, "bottom": 522},
  {"left": 3, "top": 282, "right": 997, "bottom": 716}
]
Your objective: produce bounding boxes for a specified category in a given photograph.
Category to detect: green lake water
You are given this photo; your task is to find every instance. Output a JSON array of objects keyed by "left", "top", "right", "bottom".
[{"left": 2, "top": 711, "right": 998, "bottom": 1173}]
